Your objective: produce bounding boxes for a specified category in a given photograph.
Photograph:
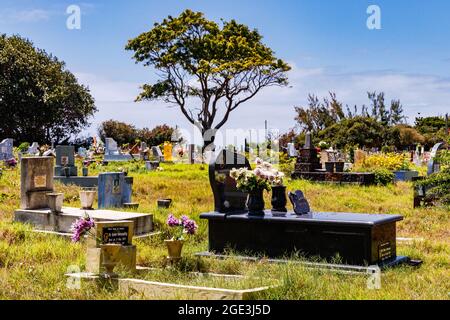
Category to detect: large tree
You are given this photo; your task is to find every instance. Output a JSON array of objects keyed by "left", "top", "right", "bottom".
[
  {"left": 0, "top": 35, "right": 96, "bottom": 144},
  {"left": 126, "top": 9, "right": 290, "bottom": 150}
]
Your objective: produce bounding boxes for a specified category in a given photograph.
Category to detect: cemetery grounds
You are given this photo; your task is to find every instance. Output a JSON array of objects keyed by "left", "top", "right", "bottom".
[{"left": 0, "top": 160, "right": 448, "bottom": 300}]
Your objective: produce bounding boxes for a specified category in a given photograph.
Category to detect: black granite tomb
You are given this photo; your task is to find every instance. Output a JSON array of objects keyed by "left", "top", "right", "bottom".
[{"left": 201, "top": 150, "right": 408, "bottom": 267}]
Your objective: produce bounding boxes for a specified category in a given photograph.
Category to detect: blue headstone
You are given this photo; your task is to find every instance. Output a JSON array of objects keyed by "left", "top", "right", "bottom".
[
  {"left": 0, "top": 138, "right": 14, "bottom": 160},
  {"left": 98, "top": 172, "right": 132, "bottom": 208}
]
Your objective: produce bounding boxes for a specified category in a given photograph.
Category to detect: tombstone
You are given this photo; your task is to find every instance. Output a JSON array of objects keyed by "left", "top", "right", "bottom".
[
  {"left": 105, "top": 138, "right": 119, "bottom": 155},
  {"left": 288, "top": 190, "right": 311, "bottom": 215},
  {"left": 86, "top": 220, "right": 137, "bottom": 274},
  {"left": 140, "top": 142, "right": 149, "bottom": 161},
  {"left": 287, "top": 143, "right": 298, "bottom": 157},
  {"left": 98, "top": 172, "right": 133, "bottom": 209},
  {"left": 145, "top": 161, "right": 160, "bottom": 171},
  {"left": 54, "top": 145, "right": 78, "bottom": 176},
  {"left": 20, "top": 157, "right": 54, "bottom": 209},
  {"left": 28, "top": 142, "right": 39, "bottom": 155},
  {"left": 0, "top": 138, "right": 14, "bottom": 160},
  {"left": 427, "top": 142, "right": 447, "bottom": 175},
  {"left": 163, "top": 142, "right": 173, "bottom": 162},
  {"left": 151, "top": 146, "right": 164, "bottom": 162},
  {"left": 209, "top": 149, "right": 252, "bottom": 213},
  {"left": 188, "top": 144, "right": 195, "bottom": 164},
  {"left": 78, "top": 147, "right": 88, "bottom": 158}
]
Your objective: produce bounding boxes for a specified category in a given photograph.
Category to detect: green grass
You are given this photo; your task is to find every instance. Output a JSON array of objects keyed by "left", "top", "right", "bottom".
[{"left": 0, "top": 161, "right": 449, "bottom": 299}]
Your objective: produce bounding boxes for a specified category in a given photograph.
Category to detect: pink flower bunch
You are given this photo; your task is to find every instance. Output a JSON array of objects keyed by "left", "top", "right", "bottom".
[
  {"left": 254, "top": 158, "right": 285, "bottom": 186},
  {"left": 70, "top": 215, "right": 95, "bottom": 242},
  {"left": 166, "top": 214, "right": 198, "bottom": 240}
]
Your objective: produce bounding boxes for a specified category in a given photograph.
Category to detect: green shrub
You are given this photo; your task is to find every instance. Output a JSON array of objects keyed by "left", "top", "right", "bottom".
[
  {"left": 371, "top": 168, "right": 394, "bottom": 186},
  {"left": 17, "top": 142, "right": 30, "bottom": 152}
]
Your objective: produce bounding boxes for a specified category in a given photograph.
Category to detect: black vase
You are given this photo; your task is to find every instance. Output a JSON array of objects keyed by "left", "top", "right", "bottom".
[
  {"left": 335, "top": 161, "right": 345, "bottom": 172},
  {"left": 271, "top": 185, "right": 287, "bottom": 212},
  {"left": 63, "top": 167, "right": 70, "bottom": 178},
  {"left": 325, "top": 162, "right": 335, "bottom": 173},
  {"left": 246, "top": 190, "right": 265, "bottom": 216}
]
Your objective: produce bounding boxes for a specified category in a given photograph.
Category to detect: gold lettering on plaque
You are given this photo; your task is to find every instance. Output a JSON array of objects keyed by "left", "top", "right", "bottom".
[{"left": 34, "top": 175, "right": 47, "bottom": 188}]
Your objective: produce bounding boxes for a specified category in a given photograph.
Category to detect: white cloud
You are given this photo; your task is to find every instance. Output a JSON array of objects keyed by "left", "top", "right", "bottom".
[{"left": 0, "top": 9, "right": 51, "bottom": 23}]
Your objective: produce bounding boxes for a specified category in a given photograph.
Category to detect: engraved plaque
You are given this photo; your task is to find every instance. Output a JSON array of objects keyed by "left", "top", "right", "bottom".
[{"left": 34, "top": 175, "right": 47, "bottom": 188}]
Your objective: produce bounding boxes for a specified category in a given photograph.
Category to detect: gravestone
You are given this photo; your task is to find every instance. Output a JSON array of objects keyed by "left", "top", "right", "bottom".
[
  {"left": 0, "top": 138, "right": 14, "bottom": 160},
  {"left": 78, "top": 147, "right": 88, "bottom": 158},
  {"left": 140, "top": 142, "right": 149, "bottom": 160},
  {"left": 209, "top": 149, "right": 252, "bottom": 213},
  {"left": 20, "top": 157, "right": 54, "bottom": 209},
  {"left": 103, "top": 138, "right": 132, "bottom": 162},
  {"left": 151, "top": 146, "right": 164, "bottom": 162},
  {"left": 188, "top": 144, "right": 195, "bottom": 164},
  {"left": 287, "top": 143, "right": 298, "bottom": 157},
  {"left": 86, "top": 220, "right": 137, "bottom": 274},
  {"left": 105, "top": 138, "right": 119, "bottom": 155},
  {"left": 54, "top": 145, "right": 78, "bottom": 176},
  {"left": 28, "top": 142, "right": 39, "bottom": 155},
  {"left": 98, "top": 172, "right": 132, "bottom": 209},
  {"left": 427, "top": 142, "right": 447, "bottom": 175}
]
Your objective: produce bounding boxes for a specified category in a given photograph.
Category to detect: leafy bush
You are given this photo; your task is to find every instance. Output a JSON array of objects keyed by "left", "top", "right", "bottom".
[
  {"left": 17, "top": 142, "right": 30, "bottom": 152},
  {"left": 98, "top": 120, "right": 138, "bottom": 146},
  {"left": 358, "top": 153, "right": 410, "bottom": 171},
  {"left": 371, "top": 168, "right": 395, "bottom": 186},
  {"left": 139, "top": 125, "right": 176, "bottom": 147}
]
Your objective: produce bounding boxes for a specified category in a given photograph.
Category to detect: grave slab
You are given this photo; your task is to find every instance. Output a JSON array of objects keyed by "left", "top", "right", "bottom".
[
  {"left": 200, "top": 211, "right": 405, "bottom": 267},
  {"left": 14, "top": 207, "right": 153, "bottom": 236}
]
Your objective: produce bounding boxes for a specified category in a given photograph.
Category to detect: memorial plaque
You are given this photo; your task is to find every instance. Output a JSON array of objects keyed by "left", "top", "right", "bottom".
[
  {"left": 94, "top": 220, "right": 134, "bottom": 247},
  {"left": 102, "top": 226, "right": 129, "bottom": 245},
  {"left": 378, "top": 242, "right": 392, "bottom": 261},
  {"left": 34, "top": 175, "right": 47, "bottom": 188},
  {"left": 61, "top": 156, "right": 69, "bottom": 166}
]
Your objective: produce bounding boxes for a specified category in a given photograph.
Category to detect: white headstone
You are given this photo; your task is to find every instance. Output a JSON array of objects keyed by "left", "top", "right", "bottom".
[
  {"left": 105, "top": 138, "right": 119, "bottom": 155},
  {"left": 0, "top": 138, "right": 14, "bottom": 160},
  {"left": 287, "top": 143, "right": 298, "bottom": 157},
  {"left": 28, "top": 142, "right": 39, "bottom": 155}
]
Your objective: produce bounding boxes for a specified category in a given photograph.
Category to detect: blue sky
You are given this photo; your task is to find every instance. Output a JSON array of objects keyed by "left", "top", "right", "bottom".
[{"left": 1, "top": 0, "right": 449, "bottom": 142}]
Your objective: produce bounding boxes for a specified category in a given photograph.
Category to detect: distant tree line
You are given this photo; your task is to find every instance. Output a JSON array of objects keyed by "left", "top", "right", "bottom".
[
  {"left": 97, "top": 120, "right": 179, "bottom": 147},
  {"left": 282, "top": 91, "right": 446, "bottom": 151}
]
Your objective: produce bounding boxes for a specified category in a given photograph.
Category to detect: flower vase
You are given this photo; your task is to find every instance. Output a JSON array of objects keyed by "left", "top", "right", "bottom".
[
  {"left": 271, "top": 185, "right": 287, "bottom": 212},
  {"left": 165, "top": 239, "right": 185, "bottom": 261},
  {"left": 246, "top": 189, "right": 265, "bottom": 216}
]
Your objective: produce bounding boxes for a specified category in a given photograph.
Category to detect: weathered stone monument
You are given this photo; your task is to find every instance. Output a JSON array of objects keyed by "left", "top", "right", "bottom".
[
  {"left": 54, "top": 145, "right": 78, "bottom": 177},
  {"left": 86, "top": 220, "right": 137, "bottom": 274},
  {"left": 20, "top": 157, "right": 54, "bottom": 209},
  {"left": 0, "top": 138, "right": 14, "bottom": 160},
  {"left": 287, "top": 143, "right": 298, "bottom": 157},
  {"left": 15, "top": 157, "right": 152, "bottom": 236},
  {"left": 98, "top": 172, "right": 133, "bottom": 209}
]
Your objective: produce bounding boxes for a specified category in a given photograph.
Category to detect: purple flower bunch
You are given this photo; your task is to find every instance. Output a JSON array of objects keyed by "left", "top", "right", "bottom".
[
  {"left": 70, "top": 215, "right": 95, "bottom": 242},
  {"left": 166, "top": 214, "right": 198, "bottom": 240}
]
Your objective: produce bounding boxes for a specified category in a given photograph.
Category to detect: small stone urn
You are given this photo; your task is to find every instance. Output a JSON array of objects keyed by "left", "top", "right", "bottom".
[
  {"left": 246, "top": 189, "right": 265, "bottom": 216},
  {"left": 80, "top": 188, "right": 96, "bottom": 210},
  {"left": 164, "top": 239, "right": 185, "bottom": 262},
  {"left": 46, "top": 193, "right": 64, "bottom": 213},
  {"left": 271, "top": 185, "right": 287, "bottom": 213}
]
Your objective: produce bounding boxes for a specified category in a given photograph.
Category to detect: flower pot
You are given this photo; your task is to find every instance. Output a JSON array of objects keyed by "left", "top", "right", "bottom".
[
  {"left": 82, "top": 167, "right": 89, "bottom": 177},
  {"left": 165, "top": 239, "right": 184, "bottom": 261},
  {"left": 46, "top": 193, "right": 64, "bottom": 213},
  {"left": 325, "top": 162, "right": 335, "bottom": 173},
  {"left": 335, "top": 161, "right": 345, "bottom": 173},
  {"left": 158, "top": 199, "right": 172, "bottom": 208},
  {"left": 271, "top": 185, "right": 287, "bottom": 212},
  {"left": 246, "top": 190, "right": 265, "bottom": 216},
  {"left": 80, "top": 189, "right": 96, "bottom": 210}
]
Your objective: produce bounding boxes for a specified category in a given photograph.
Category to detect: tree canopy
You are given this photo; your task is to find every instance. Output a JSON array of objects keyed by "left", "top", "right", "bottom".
[
  {"left": 0, "top": 34, "right": 96, "bottom": 144},
  {"left": 126, "top": 9, "right": 290, "bottom": 148}
]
